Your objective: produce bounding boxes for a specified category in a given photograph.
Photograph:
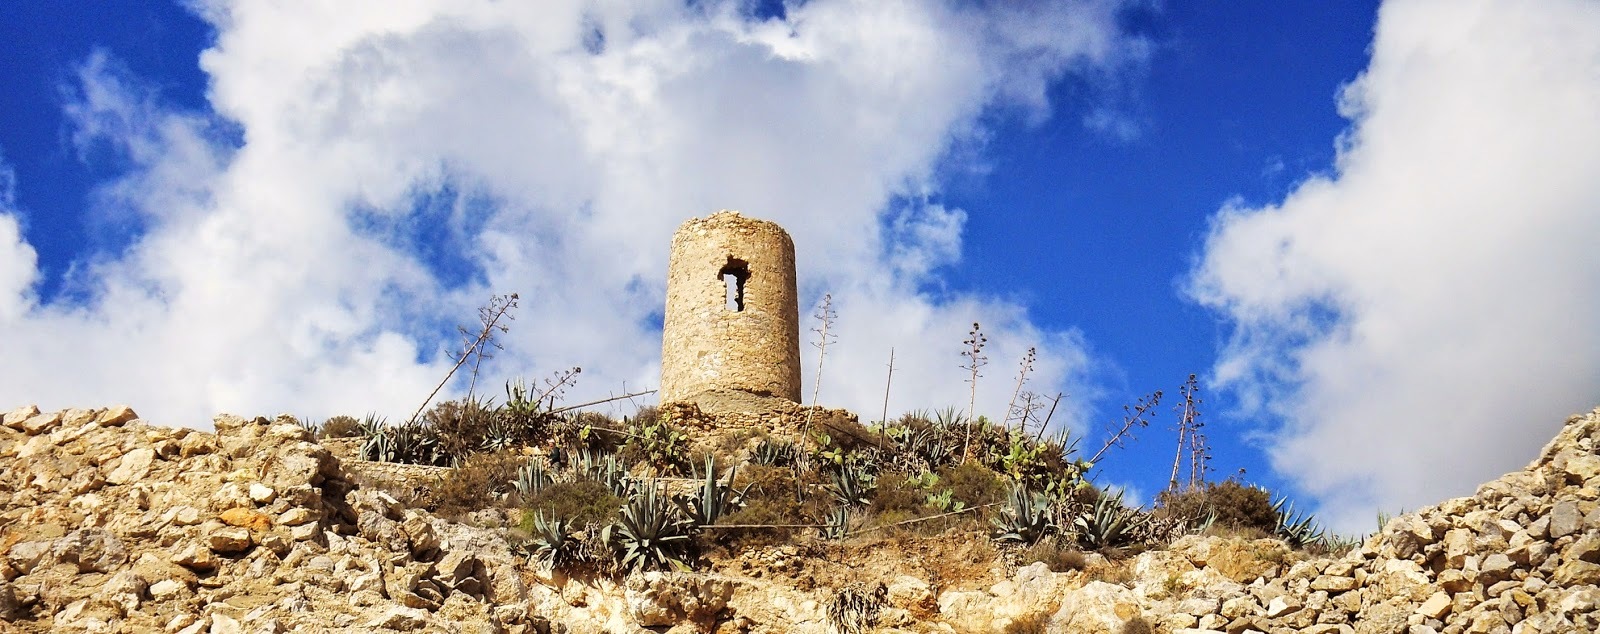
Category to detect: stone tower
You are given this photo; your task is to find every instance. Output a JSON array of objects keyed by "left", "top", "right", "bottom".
[{"left": 659, "top": 211, "right": 801, "bottom": 407}]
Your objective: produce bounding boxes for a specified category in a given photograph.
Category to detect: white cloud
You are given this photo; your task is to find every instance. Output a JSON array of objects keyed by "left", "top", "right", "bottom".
[
  {"left": 1188, "top": 0, "right": 1600, "bottom": 532},
  {"left": 0, "top": 158, "right": 39, "bottom": 322},
  {"left": 0, "top": 0, "right": 1140, "bottom": 430}
]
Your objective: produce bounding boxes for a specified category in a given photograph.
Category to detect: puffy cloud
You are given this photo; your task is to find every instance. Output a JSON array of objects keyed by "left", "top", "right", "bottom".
[
  {"left": 1188, "top": 0, "right": 1600, "bottom": 532},
  {"left": 0, "top": 0, "right": 1140, "bottom": 429},
  {"left": 0, "top": 160, "right": 39, "bottom": 322}
]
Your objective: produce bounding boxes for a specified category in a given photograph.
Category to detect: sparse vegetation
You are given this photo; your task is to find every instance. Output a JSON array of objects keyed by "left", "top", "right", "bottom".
[
  {"left": 618, "top": 414, "right": 689, "bottom": 476},
  {"left": 1154, "top": 479, "right": 1277, "bottom": 535},
  {"left": 522, "top": 478, "right": 623, "bottom": 529},
  {"left": 335, "top": 296, "right": 1340, "bottom": 585},
  {"left": 320, "top": 414, "right": 363, "bottom": 439},
  {"left": 826, "top": 582, "right": 886, "bottom": 634},
  {"left": 434, "top": 449, "right": 524, "bottom": 517},
  {"left": 1019, "top": 539, "right": 1088, "bottom": 572}
]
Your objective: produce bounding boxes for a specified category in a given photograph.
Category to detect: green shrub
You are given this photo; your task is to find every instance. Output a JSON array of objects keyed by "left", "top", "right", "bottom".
[
  {"left": 1154, "top": 480, "right": 1277, "bottom": 534},
  {"left": 523, "top": 478, "right": 624, "bottom": 529},
  {"left": 434, "top": 449, "right": 525, "bottom": 517},
  {"left": 551, "top": 411, "right": 624, "bottom": 455},
  {"left": 424, "top": 397, "right": 503, "bottom": 463},
  {"left": 1020, "top": 539, "right": 1087, "bottom": 572},
  {"left": 719, "top": 464, "right": 827, "bottom": 550},
  {"left": 1119, "top": 616, "right": 1154, "bottom": 634},
  {"left": 320, "top": 415, "right": 363, "bottom": 439},
  {"left": 812, "top": 412, "right": 879, "bottom": 454},
  {"left": 939, "top": 462, "right": 1007, "bottom": 510},
  {"left": 618, "top": 416, "right": 690, "bottom": 476},
  {"left": 870, "top": 474, "right": 931, "bottom": 521},
  {"left": 501, "top": 378, "right": 555, "bottom": 447}
]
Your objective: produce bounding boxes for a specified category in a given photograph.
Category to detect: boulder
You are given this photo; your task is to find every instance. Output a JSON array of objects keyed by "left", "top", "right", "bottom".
[
  {"left": 205, "top": 526, "right": 252, "bottom": 554},
  {"left": 52, "top": 528, "right": 128, "bottom": 574},
  {"left": 1047, "top": 581, "right": 1145, "bottom": 634},
  {"left": 625, "top": 571, "right": 735, "bottom": 627}
]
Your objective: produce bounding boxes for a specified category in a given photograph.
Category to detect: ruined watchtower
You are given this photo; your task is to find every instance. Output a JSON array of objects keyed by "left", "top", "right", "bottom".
[{"left": 659, "top": 211, "right": 802, "bottom": 408}]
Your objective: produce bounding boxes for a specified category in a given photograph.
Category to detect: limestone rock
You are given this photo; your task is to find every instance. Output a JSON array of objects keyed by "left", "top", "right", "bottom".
[
  {"left": 626, "top": 571, "right": 735, "bottom": 627},
  {"left": 205, "top": 526, "right": 252, "bottom": 553},
  {"left": 401, "top": 511, "right": 439, "bottom": 555},
  {"left": 248, "top": 482, "right": 277, "bottom": 504},
  {"left": 95, "top": 405, "right": 138, "bottom": 426},
  {"left": 367, "top": 606, "right": 430, "bottom": 630},
  {"left": 52, "top": 528, "right": 128, "bottom": 574},
  {"left": 106, "top": 447, "right": 156, "bottom": 484},
  {"left": 209, "top": 613, "right": 243, "bottom": 634},
  {"left": 0, "top": 579, "right": 22, "bottom": 620},
  {"left": 15, "top": 411, "right": 61, "bottom": 436},
  {"left": 103, "top": 569, "right": 147, "bottom": 613},
  {"left": 219, "top": 507, "right": 274, "bottom": 533},
  {"left": 1417, "top": 591, "right": 1452, "bottom": 619},
  {"left": 2, "top": 404, "right": 40, "bottom": 428},
  {"left": 1047, "top": 581, "right": 1144, "bottom": 634},
  {"left": 173, "top": 543, "right": 219, "bottom": 570}
]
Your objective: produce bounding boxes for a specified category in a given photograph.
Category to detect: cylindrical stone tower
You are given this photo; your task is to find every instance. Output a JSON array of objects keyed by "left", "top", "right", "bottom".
[{"left": 660, "top": 210, "right": 802, "bottom": 405}]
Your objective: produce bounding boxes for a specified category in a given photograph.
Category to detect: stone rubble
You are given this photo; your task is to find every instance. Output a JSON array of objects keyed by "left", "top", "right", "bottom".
[{"left": 0, "top": 402, "right": 1596, "bottom": 633}]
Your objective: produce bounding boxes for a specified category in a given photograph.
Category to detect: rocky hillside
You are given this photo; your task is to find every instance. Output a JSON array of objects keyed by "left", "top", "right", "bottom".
[{"left": 1, "top": 403, "right": 1597, "bottom": 633}]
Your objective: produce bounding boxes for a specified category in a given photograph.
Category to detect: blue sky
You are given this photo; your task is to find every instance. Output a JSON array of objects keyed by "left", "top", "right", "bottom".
[{"left": 2, "top": 1, "right": 1597, "bottom": 533}]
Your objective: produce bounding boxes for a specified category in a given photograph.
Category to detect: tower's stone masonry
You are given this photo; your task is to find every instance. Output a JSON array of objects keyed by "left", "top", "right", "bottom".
[{"left": 659, "top": 211, "right": 802, "bottom": 409}]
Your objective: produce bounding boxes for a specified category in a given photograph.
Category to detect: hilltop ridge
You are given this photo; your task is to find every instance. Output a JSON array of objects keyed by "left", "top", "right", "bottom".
[{"left": 1, "top": 403, "right": 1598, "bottom": 633}]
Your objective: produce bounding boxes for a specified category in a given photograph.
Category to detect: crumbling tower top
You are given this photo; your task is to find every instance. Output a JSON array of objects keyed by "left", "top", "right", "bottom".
[{"left": 659, "top": 211, "right": 801, "bottom": 408}]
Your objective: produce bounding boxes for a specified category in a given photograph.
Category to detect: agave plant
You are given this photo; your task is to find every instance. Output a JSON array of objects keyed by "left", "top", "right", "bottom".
[
  {"left": 828, "top": 465, "right": 876, "bottom": 509},
  {"left": 992, "top": 484, "right": 1056, "bottom": 546},
  {"left": 295, "top": 416, "right": 322, "bottom": 437},
  {"left": 358, "top": 414, "right": 387, "bottom": 457},
  {"left": 480, "top": 413, "right": 523, "bottom": 453},
  {"left": 512, "top": 459, "right": 554, "bottom": 500},
  {"left": 361, "top": 418, "right": 444, "bottom": 465},
  {"left": 1071, "top": 490, "right": 1147, "bottom": 550},
  {"left": 571, "top": 448, "right": 634, "bottom": 498},
  {"left": 1272, "top": 497, "right": 1325, "bottom": 549},
  {"left": 604, "top": 482, "right": 694, "bottom": 573},
  {"left": 821, "top": 506, "right": 852, "bottom": 540},
  {"left": 753, "top": 437, "right": 795, "bottom": 466},
  {"left": 673, "top": 456, "right": 751, "bottom": 527},
  {"left": 528, "top": 510, "right": 579, "bottom": 570},
  {"left": 1315, "top": 532, "right": 1361, "bottom": 555}
]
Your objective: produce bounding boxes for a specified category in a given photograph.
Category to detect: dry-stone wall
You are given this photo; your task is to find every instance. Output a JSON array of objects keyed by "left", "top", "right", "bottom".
[
  {"left": 2, "top": 402, "right": 1598, "bottom": 633},
  {"left": 658, "top": 400, "right": 859, "bottom": 437}
]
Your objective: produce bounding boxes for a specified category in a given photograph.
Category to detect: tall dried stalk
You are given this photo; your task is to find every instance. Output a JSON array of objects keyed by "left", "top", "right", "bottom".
[
  {"left": 1167, "top": 374, "right": 1207, "bottom": 490},
  {"left": 879, "top": 347, "right": 895, "bottom": 449},
  {"left": 798, "top": 294, "right": 837, "bottom": 487},
  {"left": 1002, "top": 347, "right": 1037, "bottom": 432},
  {"left": 1088, "top": 390, "right": 1163, "bottom": 465},
  {"left": 959, "top": 322, "right": 988, "bottom": 463},
  {"left": 1033, "top": 392, "right": 1065, "bottom": 443},
  {"left": 410, "top": 293, "right": 518, "bottom": 424}
]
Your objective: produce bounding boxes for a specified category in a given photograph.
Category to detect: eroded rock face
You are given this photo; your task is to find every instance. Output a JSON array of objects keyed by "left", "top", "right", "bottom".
[{"left": 0, "top": 403, "right": 1598, "bottom": 633}]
